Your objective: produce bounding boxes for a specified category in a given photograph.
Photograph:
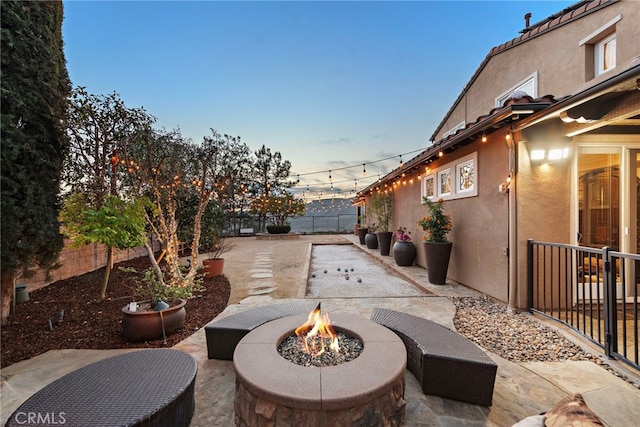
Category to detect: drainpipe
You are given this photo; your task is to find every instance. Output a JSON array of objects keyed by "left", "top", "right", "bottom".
[{"left": 507, "top": 135, "right": 518, "bottom": 312}]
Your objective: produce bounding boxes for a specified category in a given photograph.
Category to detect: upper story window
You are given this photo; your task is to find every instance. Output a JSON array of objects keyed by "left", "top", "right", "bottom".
[
  {"left": 595, "top": 33, "right": 616, "bottom": 76},
  {"left": 579, "top": 14, "right": 621, "bottom": 80},
  {"left": 495, "top": 72, "right": 537, "bottom": 108}
]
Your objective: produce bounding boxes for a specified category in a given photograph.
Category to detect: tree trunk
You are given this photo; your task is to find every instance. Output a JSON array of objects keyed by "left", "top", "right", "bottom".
[
  {"left": 144, "top": 241, "right": 165, "bottom": 285},
  {"left": 99, "top": 246, "right": 113, "bottom": 301},
  {"left": 1, "top": 269, "right": 15, "bottom": 326}
]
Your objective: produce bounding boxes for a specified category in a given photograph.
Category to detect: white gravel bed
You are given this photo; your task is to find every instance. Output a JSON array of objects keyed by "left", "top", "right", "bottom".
[{"left": 452, "top": 295, "right": 640, "bottom": 389}]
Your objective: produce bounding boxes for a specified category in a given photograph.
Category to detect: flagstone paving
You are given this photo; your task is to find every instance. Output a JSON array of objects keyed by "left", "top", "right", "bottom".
[{"left": 2, "top": 234, "right": 639, "bottom": 426}]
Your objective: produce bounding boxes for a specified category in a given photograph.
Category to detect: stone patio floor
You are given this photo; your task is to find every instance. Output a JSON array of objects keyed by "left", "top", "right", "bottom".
[{"left": 2, "top": 234, "right": 639, "bottom": 426}]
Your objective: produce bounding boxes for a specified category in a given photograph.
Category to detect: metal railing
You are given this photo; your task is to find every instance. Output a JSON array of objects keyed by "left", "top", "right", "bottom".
[
  {"left": 527, "top": 240, "right": 640, "bottom": 370},
  {"left": 289, "top": 214, "right": 356, "bottom": 234}
]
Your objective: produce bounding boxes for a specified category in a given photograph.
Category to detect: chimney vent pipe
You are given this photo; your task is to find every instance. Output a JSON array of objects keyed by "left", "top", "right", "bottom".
[{"left": 524, "top": 12, "right": 532, "bottom": 28}]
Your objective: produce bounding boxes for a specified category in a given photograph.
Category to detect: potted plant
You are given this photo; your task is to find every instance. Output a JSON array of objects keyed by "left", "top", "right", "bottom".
[
  {"left": 250, "top": 193, "right": 305, "bottom": 234},
  {"left": 365, "top": 223, "right": 379, "bottom": 249},
  {"left": 120, "top": 266, "right": 200, "bottom": 342},
  {"left": 370, "top": 192, "right": 393, "bottom": 256},
  {"left": 202, "top": 236, "right": 232, "bottom": 278},
  {"left": 356, "top": 214, "right": 369, "bottom": 245},
  {"left": 392, "top": 227, "right": 416, "bottom": 266},
  {"left": 417, "top": 197, "right": 452, "bottom": 285}
]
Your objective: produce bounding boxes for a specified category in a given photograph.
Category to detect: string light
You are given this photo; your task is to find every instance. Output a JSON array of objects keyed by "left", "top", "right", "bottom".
[
  {"left": 328, "top": 170, "right": 332, "bottom": 182},
  {"left": 481, "top": 132, "right": 487, "bottom": 143},
  {"left": 438, "top": 151, "right": 444, "bottom": 157},
  {"left": 362, "top": 164, "right": 367, "bottom": 176},
  {"left": 399, "top": 155, "right": 403, "bottom": 168}
]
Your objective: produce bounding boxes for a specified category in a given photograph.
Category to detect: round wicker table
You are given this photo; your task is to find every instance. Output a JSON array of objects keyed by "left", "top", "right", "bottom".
[{"left": 5, "top": 349, "right": 197, "bottom": 427}]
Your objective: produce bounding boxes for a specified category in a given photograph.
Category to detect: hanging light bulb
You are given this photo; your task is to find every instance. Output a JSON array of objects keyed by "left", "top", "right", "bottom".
[
  {"left": 438, "top": 151, "right": 444, "bottom": 157},
  {"left": 399, "top": 155, "right": 403, "bottom": 168},
  {"left": 362, "top": 164, "right": 367, "bottom": 176},
  {"left": 481, "top": 132, "right": 487, "bottom": 143},
  {"left": 328, "top": 170, "right": 332, "bottom": 182}
]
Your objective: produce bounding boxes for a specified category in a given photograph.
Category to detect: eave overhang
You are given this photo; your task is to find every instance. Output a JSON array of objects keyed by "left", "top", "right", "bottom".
[
  {"left": 355, "top": 102, "right": 550, "bottom": 203},
  {"left": 514, "top": 63, "right": 640, "bottom": 134}
]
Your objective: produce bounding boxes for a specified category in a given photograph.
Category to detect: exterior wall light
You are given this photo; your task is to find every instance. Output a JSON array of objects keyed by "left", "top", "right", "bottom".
[
  {"left": 530, "top": 149, "right": 546, "bottom": 161},
  {"left": 529, "top": 147, "right": 569, "bottom": 162}
]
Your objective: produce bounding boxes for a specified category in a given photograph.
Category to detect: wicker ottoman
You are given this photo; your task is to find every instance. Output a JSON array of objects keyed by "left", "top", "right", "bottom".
[{"left": 5, "top": 349, "right": 197, "bottom": 427}]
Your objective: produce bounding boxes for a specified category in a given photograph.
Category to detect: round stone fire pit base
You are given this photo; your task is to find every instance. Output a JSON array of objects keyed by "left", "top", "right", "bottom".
[{"left": 233, "top": 313, "right": 406, "bottom": 426}]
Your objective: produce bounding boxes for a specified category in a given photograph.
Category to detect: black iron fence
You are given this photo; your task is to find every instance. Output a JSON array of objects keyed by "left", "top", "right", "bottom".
[
  {"left": 289, "top": 214, "right": 357, "bottom": 234},
  {"left": 527, "top": 240, "right": 640, "bottom": 370}
]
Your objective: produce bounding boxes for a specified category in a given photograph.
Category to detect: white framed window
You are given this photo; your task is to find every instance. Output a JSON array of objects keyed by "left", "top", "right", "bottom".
[
  {"left": 496, "top": 72, "right": 538, "bottom": 108},
  {"left": 422, "top": 175, "right": 435, "bottom": 199},
  {"left": 422, "top": 152, "right": 478, "bottom": 201},
  {"left": 579, "top": 14, "right": 620, "bottom": 80},
  {"left": 595, "top": 33, "right": 616, "bottom": 76},
  {"left": 456, "top": 158, "right": 475, "bottom": 194},
  {"left": 443, "top": 121, "right": 466, "bottom": 139},
  {"left": 438, "top": 169, "right": 451, "bottom": 197}
]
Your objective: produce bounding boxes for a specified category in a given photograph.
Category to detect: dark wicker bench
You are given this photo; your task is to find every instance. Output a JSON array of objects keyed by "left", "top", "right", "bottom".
[
  {"left": 370, "top": 307, "right": 497, "bottom": 406},
  {"left": 5, "top": 349, "right": 197, "bottom": 427},
  {"left": 205, "top": 301, "right": 318, "bottom": 360}
]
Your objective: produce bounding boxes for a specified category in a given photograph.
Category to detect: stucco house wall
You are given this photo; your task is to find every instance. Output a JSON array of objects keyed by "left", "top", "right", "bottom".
[
  {"left": 436, "top": 0, "right": 639, "bottom": 141},
  {"left": 361, "top": 0, "right": 639, "bottom": 308}
]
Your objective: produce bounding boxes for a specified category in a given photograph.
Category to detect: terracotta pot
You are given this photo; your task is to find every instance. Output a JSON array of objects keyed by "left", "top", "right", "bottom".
[
  {"left": 357, "top": 227, "right": 369, "bottom": 245},
  {"left": 203, "top": 258, "right": 224, "bottom": 278},
  {"left": 365, "top": 232, "right": 378, "bottom": 249},
  {"left": 377, "top": 231, "right": 393, "bottom": 256},
  {"left": 121, "top": 299, "right": 186, "bottom": 342},
  {"left": 393, "top": 241, "right": 416, "bottom": 266},
  {"left": 423, "top": 242, "right": 453, "bottom": 285}
]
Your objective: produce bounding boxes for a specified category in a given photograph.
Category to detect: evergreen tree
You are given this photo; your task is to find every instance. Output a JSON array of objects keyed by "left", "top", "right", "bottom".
[{"left": 1, "top": 1, "right": 71, "bottom": 324}]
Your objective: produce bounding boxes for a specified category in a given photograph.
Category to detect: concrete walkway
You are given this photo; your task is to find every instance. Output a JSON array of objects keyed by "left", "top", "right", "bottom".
[{"left": 2, "top": 234, "right": 639, "bottom": 426}]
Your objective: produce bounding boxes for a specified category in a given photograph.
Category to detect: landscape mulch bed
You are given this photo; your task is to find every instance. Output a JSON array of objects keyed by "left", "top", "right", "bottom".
[{"left": 1, "top": 256, "right": 231, "bottom": 369}]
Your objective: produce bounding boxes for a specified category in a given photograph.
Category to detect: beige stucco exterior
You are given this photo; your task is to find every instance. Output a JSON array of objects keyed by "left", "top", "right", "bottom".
[
  {"left": 436, "top": 0, "right": 640, "bottom": 141},
  {"left": 360, "top": 0, "right": 640, "bottom": 309}
]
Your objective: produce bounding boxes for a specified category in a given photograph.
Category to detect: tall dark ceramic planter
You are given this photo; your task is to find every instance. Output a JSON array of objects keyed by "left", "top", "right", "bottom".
[
  {"left": 377, "top": 231, "right": 393, "bottom": 256},
  {"left": 423, "top": 241, "right": 453, "bottom": 285},
  {"left": 393, "top": 241, "right": 416, "bottom": 266},
  {"left": 365, "top": 232, "right": 378, "bottom": 249},
  {"left": 357, "top": 227, "right": 369, "bottom": 245}
]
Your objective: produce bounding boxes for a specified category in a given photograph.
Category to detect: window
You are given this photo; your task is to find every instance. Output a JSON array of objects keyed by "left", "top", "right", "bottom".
[
  {"left": 595, "top": 33, "right": 616, "bottom": 76},
  {"left": 456, "top": 158, "right": 475, "bottom": 194},
  {"left": 579, "top": 15, "right": 620, "bottom": 80},
  {"left": 422, "top": 152, "right": 478, "bottom": 201},
  {"left": 438, "top": 169, "right": 451, "bottom": 197},
  {"left": 495, "top": 72, "right": 537, "bottom": 108}
]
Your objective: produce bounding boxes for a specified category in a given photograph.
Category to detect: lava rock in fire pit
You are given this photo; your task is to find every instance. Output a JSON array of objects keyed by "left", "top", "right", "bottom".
[{"left": 278, "top": 332, "right": 363, "bottom": 367}]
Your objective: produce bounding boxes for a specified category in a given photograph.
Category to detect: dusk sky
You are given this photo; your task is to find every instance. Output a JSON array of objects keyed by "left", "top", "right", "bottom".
[{"left": 62, "top": 0, "right": 574, "bottom": 200}]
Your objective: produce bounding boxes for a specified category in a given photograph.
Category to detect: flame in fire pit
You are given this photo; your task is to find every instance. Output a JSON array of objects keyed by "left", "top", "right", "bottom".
[{"left": 295, "top": 303, "right": 340, "bottom": 357}]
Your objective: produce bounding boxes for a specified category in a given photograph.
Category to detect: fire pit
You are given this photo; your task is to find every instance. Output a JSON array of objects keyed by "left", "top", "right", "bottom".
[{"left": 233, "top": 308, "right": 406, "bottom": 426}]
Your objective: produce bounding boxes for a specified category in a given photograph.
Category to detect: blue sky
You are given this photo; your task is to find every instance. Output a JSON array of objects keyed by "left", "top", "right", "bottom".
[{"left": 63, "top": 0, "right": 573, "bottom": 199}]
